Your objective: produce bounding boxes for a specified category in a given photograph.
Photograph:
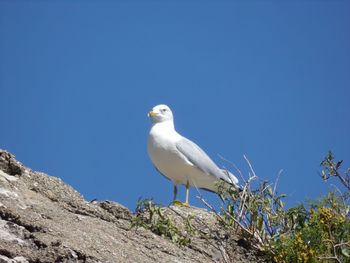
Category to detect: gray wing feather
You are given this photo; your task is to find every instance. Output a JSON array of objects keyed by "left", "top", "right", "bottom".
[{"left": 176, "top": 138, "right": 226, "bottom": 181}]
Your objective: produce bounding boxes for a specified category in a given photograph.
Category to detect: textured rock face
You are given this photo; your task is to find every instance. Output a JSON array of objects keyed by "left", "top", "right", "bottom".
[{"left": 0, "top": 150, "right": 262, "bottom": 263}]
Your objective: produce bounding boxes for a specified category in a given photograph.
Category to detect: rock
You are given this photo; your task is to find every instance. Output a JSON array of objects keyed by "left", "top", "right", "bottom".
[{"left": 0, "top": 150, "right": 263, "bottom": 262}]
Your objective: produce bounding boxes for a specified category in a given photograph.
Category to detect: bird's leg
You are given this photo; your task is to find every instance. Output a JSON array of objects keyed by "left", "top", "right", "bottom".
[
  {"left": 173, "top": 184, "right": 178, "bottom": 202},
  {"left": 172, "top": 184, "right": 184, "bottom": 206},
  {"left": 172, "top": 183, "right": 190, "bottom": 207},
  {"left": 185, "top": 180, "right": 190, "bottom": 207}
]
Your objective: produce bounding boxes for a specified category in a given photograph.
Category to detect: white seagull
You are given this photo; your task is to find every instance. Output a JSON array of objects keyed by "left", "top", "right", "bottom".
[{"left": 147, "top": 104, "right": 239, "bottom": 206}]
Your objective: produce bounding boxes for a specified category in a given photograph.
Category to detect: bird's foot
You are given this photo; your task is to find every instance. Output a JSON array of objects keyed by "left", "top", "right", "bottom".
[{"left": 172, "top": 200, "right": 189, "bottom": 207}]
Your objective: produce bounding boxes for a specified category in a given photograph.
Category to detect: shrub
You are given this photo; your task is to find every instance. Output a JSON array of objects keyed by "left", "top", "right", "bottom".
[{"left": 214, "top": 152, "right": 350, "bottom": 262}]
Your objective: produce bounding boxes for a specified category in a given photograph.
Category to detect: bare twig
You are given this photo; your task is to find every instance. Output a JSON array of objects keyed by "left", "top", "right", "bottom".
[
  {"left": 218, "top": 154, "right": 245, "bottom": 184},
  {"left": 334, "top": 240, "right": 350, "bottom": 248},
  {"left": 317, "top": 256, "right": 341, "bottom": 263},
  {"left": 236, "top": 155, "right": 259, "bottom": 220},
  {"left": 243, "top": 154, "right": 257, "bottom": 179},
  {"left": 273, "top": 169, "right": 283, "bottom": 196}
]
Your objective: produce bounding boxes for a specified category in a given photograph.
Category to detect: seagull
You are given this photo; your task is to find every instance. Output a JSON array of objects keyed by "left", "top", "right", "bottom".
[{"left": 147, "top": 104, "right": 239, "bottom": 206}]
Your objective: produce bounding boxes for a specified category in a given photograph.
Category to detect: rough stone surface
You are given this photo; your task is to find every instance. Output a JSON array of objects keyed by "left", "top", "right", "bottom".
[{"left": 0, "top": 150, "right": 263, "bottom": 263}]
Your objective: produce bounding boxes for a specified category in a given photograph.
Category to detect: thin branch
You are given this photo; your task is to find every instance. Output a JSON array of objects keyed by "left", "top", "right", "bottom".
[
  {"left": 317, "top": 256, "right": 341, "bottom": 263},
  {"left": 334, "top": 240, "right": 350, "bottom": 248},
  {"left": 335, "top": 170, "right": 350, "bottom": 190},
  {"left": 243, "top": 154, "right": 257, "bottom": 179},
  {"left": 273, "top": 169, "right": 283, "bottom": 196},
  {"left": 237, "top": 161, "right": 257, "bottom": 221},
  {"left": 218, "top": 154, "right": 245, "bottom": 184}
]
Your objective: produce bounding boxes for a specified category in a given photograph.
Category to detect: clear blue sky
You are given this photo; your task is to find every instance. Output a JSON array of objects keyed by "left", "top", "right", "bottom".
[{"left": 1, "top": 1, "right": 349, "bottom": 210}]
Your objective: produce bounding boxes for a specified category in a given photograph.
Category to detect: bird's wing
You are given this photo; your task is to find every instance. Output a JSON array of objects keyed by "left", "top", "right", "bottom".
[
  {"left": 175, "top": 137, "right": 226, "bottom": 181},
  {"left": 176, "top": 137, "right": 239, "bottom": 186}
]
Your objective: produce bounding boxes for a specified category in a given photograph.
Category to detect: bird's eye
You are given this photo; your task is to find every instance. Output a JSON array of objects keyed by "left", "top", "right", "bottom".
[{"left": 161, "top": 108, "right": 167, "bottom": 112}]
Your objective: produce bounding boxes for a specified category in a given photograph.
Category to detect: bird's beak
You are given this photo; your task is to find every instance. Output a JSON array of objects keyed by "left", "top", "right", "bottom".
[{"left": 148, "top": 111, "right": 158, "bottom": 117}]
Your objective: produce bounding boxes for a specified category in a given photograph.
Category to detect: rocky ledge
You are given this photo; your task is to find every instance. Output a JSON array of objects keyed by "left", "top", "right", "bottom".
[{"left": 0, "top": 150, "right": 262, "bottom": 263}]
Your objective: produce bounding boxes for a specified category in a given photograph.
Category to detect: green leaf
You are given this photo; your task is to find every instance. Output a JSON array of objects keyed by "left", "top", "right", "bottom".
[
  {"left": 341, "top": 246, "right": 350, "bottom": 258},
  {"left": 267, "top": 186, "right": 273, "bottom": 196},
  {"left": 257, "top": 216, "right": 264, "bottom": 232}
]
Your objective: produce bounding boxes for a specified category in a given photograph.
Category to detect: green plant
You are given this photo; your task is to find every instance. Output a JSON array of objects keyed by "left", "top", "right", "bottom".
[
  {"left": 131, "top": 198, "right": 191, "bottom": 246},
  {"left": 272, "top": 193, "right": 350, "bottom": 263},
  {"left": 209, "top": 153, "right": 350, "bottom": 262},
  {"left": 214, "top": 156, "right": 289, "bottom": 251}
]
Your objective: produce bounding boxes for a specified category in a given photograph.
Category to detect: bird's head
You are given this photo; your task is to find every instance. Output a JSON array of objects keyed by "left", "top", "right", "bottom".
[{"left": 148, "top": 104, "right": 174, "bottom": 124}]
